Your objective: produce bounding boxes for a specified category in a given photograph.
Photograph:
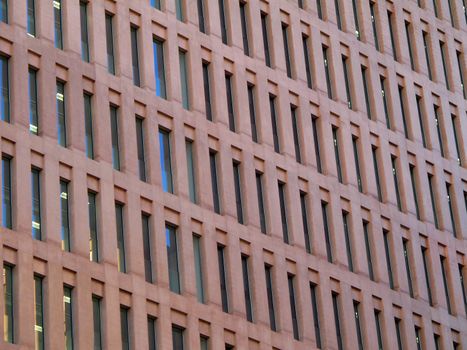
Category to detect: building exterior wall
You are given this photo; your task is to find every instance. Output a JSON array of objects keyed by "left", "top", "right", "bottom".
[{"left": 0, "top": 0, "right": 466, "bottom": 349}]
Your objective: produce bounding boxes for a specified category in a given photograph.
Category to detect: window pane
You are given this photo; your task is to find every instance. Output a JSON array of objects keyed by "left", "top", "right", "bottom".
[
  {"left": 92, "top": 296, "right": 102, "bottom": 350},
  {"left": 193, "top": 235, "right": 205, "bottom": 303},
  {"left": 210, "top": 151, "right": 221, "bottom": 214},
  {"left": 31, "top": 169, "right": 41, "bottom": 240},
  {"left": 225, "top": 73, "right": 235, "bottom": 132},
  {"left": 288, "top": 274, "right": 299, "bottom": 340},
  {"left": 232, "top": 161, "right": 243, "bottom": 224},
  {"left": 218, "top": 0, "right": 228, "bottom": 44},
  {"left": 291, "top": 106, "right": 301, "bottom": 163},
  {"left": 159, "top": 129, "right": 173, "bottom": 193},
  {"left": 130, "top": 26, "right": 141, "bottom": 86},
  {"left": 332, "top": 292, "right": 343, "bottom": 350},
  {"left": 84, "top": 94, "right": 94, "bottom": 159},
  {"left": 115, "top": 203, "right": 126, "bottom": 273},
  {"left": 0, "top": 0, "right": 7, "bottom": 23},
  {"left": 2, "top": 156, "right": 12, "bottom": 229},
  {"left": 172, "top": 326, "right": 184, "bottom": 350},
  {"left": 166, "top": 225, "right": 181, "bottom": 293},
  {"left": 241, "top": 255, "right": 253, "bottom": 322},
  {"left": 142, "top": 214, "right": 153, "bottom": 283},
  {"left": 217, "top": 245, "right": 229, "bottom": 313},
  {"left": 0, "top": 55, "right": 9, "bottom": 122},
  {"left": 282, "top": 23, "right": 292, "bottom": 78},
  {"left": 363, "top": 221, "right": 374, "bottom": 280},
  {"left": 197, "top": 0, "right": 206, "bottom": 33},
  {"left": 278, "top": 182, "right": 289, "bottom": 243},
  {"left": 54, "top": 0, "right": 63, "bottom": 49},
  {"left": 239, "top": 1, "right": 249, "bottom": 56},
  {"left": 202, "top": 62, "right": 212, "bottom": 121},
  {"left": 60, "top": 180, "right": 71, "bottom": 252},
  {"left": 28, "top": 68, "right": 39, "bottom": 133},
  {"left": 300, "top": 192, "right": 311, "bottom": 253},
  {"left": 269, "top": 95, "right": 280, "bottom": 153},
  {"left": 247, "top": 84, "right": 258, "bottom": 142},
  {"left": 56, "top": 81, "right": 67, "bottom": 147},
  {"left": 110, "top": 106, "right": 120, "bottom": 170},
  {"left": 105, "top": 14, "right": 115, "bottom": 74},
  {"left": 332, "top": 127, "right": 343, "bottom": 183},
  {"left": 88, "top": 192, "right": 99, "bottom": 262},
  {"left": 403, "top": 239, "right": 414, "bottom": 297},
  {"left": 265, "top": 265, "right": 276, "bottom": 331},
  {"left": 3, "top": 264, "right": 13, "bottom": 343},
  {"left": 147, "top": 317, "right": 157, "bottom": 350},
  {"left": 120, "top": 307, "right": 130, "bottom": 350},
  {"left": 80, "top": 1, "right": 89, "bottom": 61},
  {"left": 179, "top": 50, "right": 189, "bottom": 110},
  {"left": 261, "top": 13, "right": 271, "bottom": 67},
  {"left": 302, "top": 34, "right": 312, "bottom": 88},
  {"left": 135, "top": 117, "right": 146, "bottom": 181},
  {"left": 34, "top": 276, "right": 44, "bottom": 350},
  {"left": 312, "top": 116, "right": 322, "bottom": 172},
  {"left": 321, "top": 201, "right": 333, "bottom": 262},
  {"left": 256, "top": 172, "right": 266, "bottom": 234},
  {"left": 153, "top": 39, "right": 167, "bottom": 99},
  {"left": 323, "top": 46, "right": 333, "bottom": 99},
  {"left": 310, "top": 283, "right": 321, "bottom": 348},
  {"left": 64, "top": 286, "right": 74, "bottom": 350}
]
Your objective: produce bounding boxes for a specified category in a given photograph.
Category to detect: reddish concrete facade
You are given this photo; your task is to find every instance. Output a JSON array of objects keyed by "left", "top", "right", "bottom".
[{"left": 0, "top": 0, "right": 466, "bottom": 349}]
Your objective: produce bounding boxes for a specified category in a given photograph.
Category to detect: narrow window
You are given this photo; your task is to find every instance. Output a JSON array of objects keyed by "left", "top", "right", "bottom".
[
  {"left": 232, "top": 161, "right": 243, "bottom": 224},
  {"left": 316, "top": 0, "right": 323, "bottom": 20},
  {"left": 64, "top": 286, "right": 74, "bottom": 350},
  {"left": 217, "top": 244, "right": 229, "bottom": 313},
  {"left": 83, "top": 93, "right": 94, "bottom": 159},
  {"left": 403, "top": 238, "right": 414, "bottom": 297},
  {"left": 456, "top": 51, "right": 466, "bottom": 99},
  {"left": 312, "top": 116, "right": 322, "bottom": 173},
  {"left": 291, "top": 106, "right": 301, "bottom": 163},
  {"left": 334, "top": 0, "right": 342, "bottom": 30},
  {"left": 409, "top": 165, "right": 420, "bottom": 220},
  {"left": 440, "top": 41, "right": 450, "bottom": 90},
  {"left": 159, "top": 129, "right": 173, "bottom": 193},
  {"left": 321, "top": 201, "right": 333, "bottom": 262},
  {"left": 109, "top": 105, "right": 120, "bottom": 170},
  {"left": 380, "top": 76, "right": 391, "bottom": 129},
  {"left": 342, "top": 211, "right": 354, "bottom": 271},
  {"left": 288, "top": 274, "right": 300, "bottom": 340},
  {"left": 342, "top": 55, "right": 352, "bottom": 109},
  {"left": 361, "top": 65, "right": 372, "bottom": 119},
  {"left": 202, "top": 62, "right": 212, "bottom": 121},
  {"left": 383, "top": 229, "right": 394, "bottom": 289},
  {"left": 374, "top": 310, "right": 383, "bottom": 350},
  {"left": 247, "top": 84, "right": 258, "bottom": 142},
  {"left": 179, "top": 50, "right": 189, "bottom": 110},
  {"left": 332, "top": 126, "right": 343, "bottom": 183},
  {"left": 239, "top": 1, "right": 250, "bottom": 56},
  {"left": 300, "top": 191, "right": 311, "bottom": 253},
  {"left": 372, "top": 146, "right": 382, "bottom": 201},
  {"left": 302, "top": 34, "right": 313, "bottom": 89},
  {"left": 1, "top": 156, "right": 12, "bottom": 229},
  {"left": 218, "top": 0, "right": 228, "bottom": 44},
  {"left": 395, "top": 318, "right": 403, "bottom": 350},
  {"left": 269, "top": 95, "right": 280, "bottom": 153},
  {"left": 323, "top": 46, "right": 333, "bottom": 99},
  {"left": 398, "top": 85, "right": 409, "bottom": 138},
  {"left": 193, "top": 235, "right": 205, "bottom": 303},
  {"left": 225, "top": 73, "right": 236, "bottom": 132},
  {"left": 197, "top": 0, "right": 206, "bottom": 33},
  {"left": 446, "top": 183, "right": 457, "bottom": 237},
  {"left": 363, "top": 221, "right": 374, "bottom": 280},
  {"left": 31, "top": 168, "right": 41, "bottom": 240},
  {"left": 153, "top": 38, "right": 167, "bottom": 99},
  {"left": 130, "top": 26, "right": 141, "bottom": 86},
  {"left": 209, "top": 150, "right": 221, "bottom": 214},
  {"left": 427, "top": 173, "right": 439, "bottom": 229},
  {"left": 282, "top": 23, "right": 292, "bottom": 78},
  {"left": 142, "top": 214, "right": 153, "bottom": 283},
  {"left": 166, "top": 225, "right": 181, "bottom": 294},
  {"left": 34, "top": 275, "right": 44, "bottom": 350},
  {"left": 172, "top": 326, "right": 184, "bottom": 350},
  {"left": 353, "top": 301, "right": 364, "bottom": 350},
  {"left": 440, "top": 256, "right": 452, "bottom": 314},
  {"left": 278, "top": 181, "right": 289, "bottom": 244},
  {"left": 264, "top": 264, "right": 276, "bottom": 331},
  {"left": 261, "top": 12, "right": 271, "bottom": 67},
  {"left": 120, "top": 307, "right": 130, "bottom": 350},
  {"left": 60, "top": 180, "right": 71, "bottom": 252},
  {"left": 3, "top": 264, "right": 13, "bottom": 343},
  {"left": 27, "top": 0, "right": 36, "bottom": 35},
  {"left": 147, "top": 317, "right": 157, "bottom": 350},
  {"left": 88, "top": 192, "right": 99, "bottom": 262},
  {"left": 92, "top": 296, "right": 103, "bottom": 350},
  {"left": 105, "top": 13, "right": 115, "bottom": 74},
  {"left": 451, "top": 114, "right": 462, "bottom": 165},
  {"left": 135, "top": 117, "right": 146, "bottom": 181},
  {"left": 115, "top": 203, "right": 126, "bottom": 273},
  {"left": 415, "top": 326, "right": 422, "bottom": 350},
  {"left": 56, "top": 81, "right": 67, "bottom": 147},
  {"left": 434, "top": 334, "right": 441, "bottom": 350},
  {"left": 186, "top": 140, "right": 197, "bottom": 204},
  {"left": 370, "top": 1, "right": 379, "bottom": 51},
  {"left": 0, "top": 55, "right": 9, "bottom": 122},
  {"left": 175, "top": 0, "right": 184, "bottom": 21},
  {"left": 54, "top": 0, "right": 63, "bottom": 49},
  {"left": 352, "top": 136, "right": 362, "bottom": 192},
  {"left": 433, "top": 105, "right": 445, "bottom": 157},
  {"left": 448, "top": 0, "right": 455, "bottom": 26},
  {"left": 421, "top": 246, "right": 433, "bottom": 305},
  {"left": 29, "top": 68, "right": 39, "bottom": 135},
  {"left": 432, "top": 0, "right": 439, "bottom": 17},
  {"left": 298, "top": 0, "right": 304, "bottom": 8},
  {"left": 80, "top": 1, "right": 89, "bottom": 62},
  {"left": 405, "top": 21, "right": 415, "bottom": 70},
  {"left": 256, "top": 171, "right": 267, "bottom": 234},
  {"left": 332, "top": 292, "right": 343, "bottom": 350},
  {"left": 423, "top": 31, "right": 433, "bottom": 80},
  {"left": 0, "top": 0, "right": 7, "bottom": 23},
  {"left": 241, "top": 255, "right": 253, "bottom": 322},
  {"left": 416, "top": 95, "right": 427, "bottom": 148},
  {"left": 310, "top": 283, "right": 322, "bottom": 348},
  {"left": 391, "top": 156, "right": 402, "bottom": 211},
  {"left": 458, "top": 264, "right": 467, "bottom": 314},
  {"left": 351, "top": 0, "right": 360, "bottom": 39},
  {"left": 387, "top": 11, "right": 397, "bottom": 60}
]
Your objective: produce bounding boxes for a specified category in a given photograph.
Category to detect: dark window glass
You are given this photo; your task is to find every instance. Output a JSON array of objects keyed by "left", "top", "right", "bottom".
[
  {"left": 440, "top": 256, "right": 452, "bottom": 314},
  {"left": 209, "top": 151, "right": 221, "bottom": 214},
  {"left": 80, "top": 1, "right": 90, "bottom": 62},
  {"left": 352, "top": 136, "right": 362, "bottom": 192},
  {"left": 147, "top": 317, "right": 157, "bottom": 350},
  {"left": 64, "top": 286, "right": 74, "bottom": 350},
  {"left": 398, "top": 85, "right": 409, "bottom": 138},
  {"left": 456, "top": 51, "right": 466, "bottom": 99},
  {"left": 225, "top": 73, "right": 235, "bottom": 132},
  {"left": 261, "top": 12, "right": 271, "bottom": 67},
  {"left": 353, "top": 301, "right": 364, "bottom": 350},
  {"left": 380, "top": 76, "right": 391, "bottom": 129},
  {"left": 264, "top": 264, "right": 276, "bottom": 331},
  {"left": 1, "top": 56, "right": 10, "bottom": 122},
  {"left": 447, "top": 0, "right": 455, "bottom": 26},
  {"left": 282, "top": 23, "right": 292, "bottom": 78},
  {"left": 60, "top": 180, "right": 71, "bottom": 252},
  {"left": 88, "top": 192, "right": 99, "bottom": 262},
  {"left": 153, "top": 39, "right": 167, "bottom": 98},
  {"left": 269, "top": 95, "right": 280, "bottom": 153},
  {"left": 316, "top": 0, "right": 323, "bottom": 20},
  {"left": 0, "top": 0, "right": 7, "bottom": 23},
  {"left": 150, "top": 0, "right": 161, "bottom": 9},
  {"left": 415, "top": 326, "right": 422, "bottom": 350},
  {"left": 130, "top": 26, "right": 141, "bottom": 86},
  {"left": 427, "top": 173, "right": 439, "bottom": 229},
  {"left": 159, "top": 129, "right": 173, "bottom": 193},
  {"left": 403, "top": 238, "right": 414, "bottom": 297},
  {"left": 302, "top": 34, "right": 313, "bottom": 88},
  {"left": 351, "top": 0, "right": 360, "bottom": 39},
  {"left": 135, "top": 117, "right": 146, "bottom": 181},
  {"left": 374, "top": 310, "right": 383, "bottom": 350},
  {"left": 433, "top": 105, "right": 445, "bottom": 157},
  {"left": 433, "top": 0, "right": 439, "bottom": 16},
  {"left": 172, "top": 326, "right": 184, "bottom": 350},
  {"left": 3, "top": 264, "right": 13, "bottom": 343},
  {"left": 342, "top": 211, "right": 353, "bottom": 271},
  {"left": 370, "top": 1, "right": 379, "bottom": 51},
  {"left": 323, "top": 46, "right": 333, "bottom": 99},
  {"left": 405, "top": 21, "right": 415, "bottom": 70},
  {"left": 247, "top": 84, "right": 258, "bottom": 142},
  {"left": 312, "top": 116, "right": 322, "bottom": 173},
  {"left": 363, "top": 221, "right": 374, "bottom": 280},
  {"left": 383, "top": 229, "right": 394, "bottom": 289},
  {"left": 372, "top": 146, "right": 382, "bottom": 202},
  {"left": 54, "top": 0, "right": 63, "bottom": 49},
  {"left": 423, "top": 31, "right": 432, "bottom": 80},
  {"left": 321, "top": 201, "right": 333, "bottom": 262},
  {"left": 202, "top": 62, "right": 212, "bottom": 121},
  {"left": 110, "top": 105, "right": 120, "bottom": 170},
  {"left": 332, "top": 126, "right": 343, "bottom": 183},
  {"left": 27, "top": 0, "right": 36, "bottom": 36},
  {"left": 434, "top": 334, "right": 441, "bottom": 350},
  {"left": 218, "top": 0, "right": 228, "bottom": 44},
  {"left": 334, "top": 0, "right": 342, "bottom": 30},
  {"left": 241, "top": 255, "right": 253, "bottom": 322},
  {"left": 120, "top": 307, "right": 130, "bottom": 350},
  {"left": 56, "top": 81, "right": 67, "bottom": 147},
  {"left": 166, "top": 225, "right": 180, "bottom": 293},
  {"left": 92, "top": 296, "right": 102, "bottom": 350},
  {"left": 458, "top": 264, "right": 467, "bottom": 315},
  {"left": 115, "top": 203, "right": 126, "bottom": 273},
  {"left": 186, "top": 140, "right": 196, "bottom": 203},
  {"left": 239, "top": 1, "right": 249, "bottom": 56},
  {"left": 387, "top": 11, "right": 397, "bottom": 60},
  {"left": 421, "top": 246, "right": 433, "bottom": 305},
  {"left": 34, "top": 276, "right": 44, "bottom": 350},
  {"left": 391, "top": 156, "right": 402, "bottom": 211},
  {"left": 409, "top": 165, "right": 420, "bottom": 220},
  {"left": 83, "top": 94, "right": 94, "bottom": 159},
  {"left": 342, "top": 55, "right": 352, "bottom": 109},
  {"left": 361, "top": 65, "right": 372, "bottom": 119},
  {"left": 1, "top": 156, "right": 12, "bottom": 229},
  {"left": 300, "top": 191, "right": 311, "bottom": 253},
  {"left": 446, "top": 183, "right": 457, "bottom": 237},
  {"left": 193, "top": 235, "right": 205, "bottom": 303},
  {"left": 31, "top": 168, "right": 41, "bottom": 240},
  {"left": 105, "top": 14, "right": 115, "bottom": 74},
  {"left": 233, "top": 161, "right": 243, "bottom": 224},
  {"left": 288, "top": 274, "right": 300, "bottom": 340},
  {"left": 217, "top": 244, "right": 229, "bottom": 313},
  {"left": 291, "top": 106, "right": 301, "bottom": 163},
  {"left": 142, "top": 214, "right": 153, "bottom": 283},
  {"left": 395, "top": 318, "right": 403, "bottom": 350},
  {"left": 197, "top": 0, "right": 206, "bottom": 33},
  {"left": 176, "top": 0, "right": 183, "bottom": 21},
  {"left": 451, "top": 114, "right": 462, "bottom": 165},
  {"left": 310, "top": 283, "right": 322, "bottom": 348},
  {"left": 278, "top": 182, "right": 289, "bottom": 244},
  {"left": 179, "top": 50, "right": 189, "bottom": 110},
  {"left": 440, "top": 41, "right": 450, "bottom": 90},
  {"left": 256, "top": 171, "right": 267, "bottom": 234},
  {"left": 332, "top": 292, "right": 343, "bottom": 350}
]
